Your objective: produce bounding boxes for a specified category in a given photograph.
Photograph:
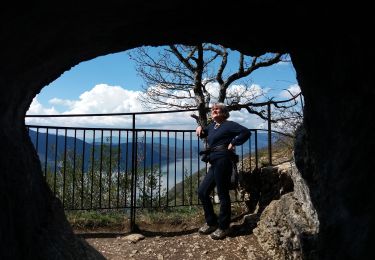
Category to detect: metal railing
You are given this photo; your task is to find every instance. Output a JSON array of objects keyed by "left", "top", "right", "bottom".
[{"left": 25, "top": 99, "right": 300, "bottom": 231}]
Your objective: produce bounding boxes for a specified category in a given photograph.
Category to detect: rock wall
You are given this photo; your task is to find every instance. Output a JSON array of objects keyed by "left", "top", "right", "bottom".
[
  {"left": 291, "top": 45, "right": 375, "bottom": 259},
  {"left": 252, "top": 161, "right": 319, "bottom": 259},
  {"left": 0, "top": 1, "right": 374, "bottom": 259}
]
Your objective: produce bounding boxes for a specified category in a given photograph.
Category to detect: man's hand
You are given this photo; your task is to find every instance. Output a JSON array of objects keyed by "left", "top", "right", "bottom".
[
  {"left": 228, "top": 143, "right": 235, "bottom": 151},
  {"left": 196, "top": 126, "right": 203, "bottom": 137}
]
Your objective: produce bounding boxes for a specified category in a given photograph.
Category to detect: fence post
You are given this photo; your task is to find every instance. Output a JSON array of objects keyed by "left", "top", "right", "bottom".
[
  {"left": 267, "top": 103, "right": 272, "bottom": 166},
  {"left": 254, "top": 129, "right": 258, "bottom": 169},
  {"left": 130, "top": 113, "right": 136, "bottom": 232}
]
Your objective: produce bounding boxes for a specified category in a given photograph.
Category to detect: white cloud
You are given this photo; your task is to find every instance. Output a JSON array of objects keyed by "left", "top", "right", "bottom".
[
  {"left": 49, "top": 98, "right": 76, "bottom": 108},
  {"left": 28, "top": 96, "right": 59, "bottom": 115},
  {"left": 66, "top": 84, "right": 143, "bottom": 114},
  {"left": 204, "top": 82, "right": 265, "bottom": 104},
  {"left": 26, "top": 84, "right": 200, "bottom": 129},
  {"left": 228, "top": 110, "right": 265, "bottom": 130},
  {"left": 26, "top": 97, "right": 62, "bottom": 126},
  {"left": 227, "top": 84, "right": 264, "bottom": 102},
  {"left": 26, "top": 83, "right": 269, "bottom": 131},
  {"left": 278, "top": 84, "right": 301, "bottom": 99}
]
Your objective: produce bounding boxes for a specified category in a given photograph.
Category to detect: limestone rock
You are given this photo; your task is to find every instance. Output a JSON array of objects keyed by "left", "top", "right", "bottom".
[{"left": 253, "top": 161, "right": 319, "bottom": 259}]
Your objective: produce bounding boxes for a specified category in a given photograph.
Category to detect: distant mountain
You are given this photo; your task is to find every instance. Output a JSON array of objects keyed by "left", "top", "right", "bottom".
[
  {"left": 87, "top": 135, "right": 201, "bottom": 147},
  {"left": 28, "top": 129, "right": 88, "bottom": 164},
  {"left": 28, "top": 129, "right": 201, "bottom": 170},
  {"left": 27, "top": 129, "right": 278, "bottom": 171}
]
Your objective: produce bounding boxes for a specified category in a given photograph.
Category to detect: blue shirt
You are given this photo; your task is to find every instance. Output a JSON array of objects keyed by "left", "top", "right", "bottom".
[{"left": 200, "top": 120, "right": 251, "bottom": 161}]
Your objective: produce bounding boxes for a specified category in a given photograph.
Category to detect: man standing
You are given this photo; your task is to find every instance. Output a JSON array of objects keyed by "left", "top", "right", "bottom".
[{"left": 196, "top": 103, "right": 251, "bottom": 240}]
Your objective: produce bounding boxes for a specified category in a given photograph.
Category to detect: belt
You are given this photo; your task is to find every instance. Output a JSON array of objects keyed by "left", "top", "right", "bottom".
[
  {"left": 199, "top": 144, "right": 230, "bottom": 156},
  {"left": 208, "top": 144, "right": 229, "bottom": 152}
]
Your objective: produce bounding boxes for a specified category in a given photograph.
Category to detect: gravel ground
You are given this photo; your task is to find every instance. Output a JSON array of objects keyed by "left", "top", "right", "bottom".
[{"left": 79, "top": 214, "right": 271, "bottom": 260}]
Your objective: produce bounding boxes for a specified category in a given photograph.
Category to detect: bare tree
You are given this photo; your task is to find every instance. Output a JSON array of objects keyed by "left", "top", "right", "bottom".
[
  {"left": 272, "top": 91, "right": 304, "bottom": 135},
  {"left": 261, "top": 90, "right": 304, "bottom": 153},
  {"left": 128, "top": 44, "right": 287, "bottom": 127}
]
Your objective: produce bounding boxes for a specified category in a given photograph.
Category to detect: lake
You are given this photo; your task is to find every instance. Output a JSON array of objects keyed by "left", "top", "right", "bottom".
[{"left": 159, "top": 158, "right": 207, "bottom": 190}]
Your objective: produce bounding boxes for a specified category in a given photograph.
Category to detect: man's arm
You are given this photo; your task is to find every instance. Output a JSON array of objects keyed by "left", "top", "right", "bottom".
[
  {"left": 230, "top": 123, "right": 251, "bottom": 146},
  {"left": 196, "top": 125, "right": 209, "bottom": 138}
]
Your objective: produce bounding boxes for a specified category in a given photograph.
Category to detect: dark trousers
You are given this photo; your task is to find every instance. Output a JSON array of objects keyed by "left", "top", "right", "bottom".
[{"left": 198, "top": 156, "right": 232, "bottom": 229}]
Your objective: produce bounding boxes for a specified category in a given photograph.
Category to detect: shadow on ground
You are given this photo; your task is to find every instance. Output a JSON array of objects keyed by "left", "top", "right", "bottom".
[{"left": 76, "top": 212, "right": 259, "bottom": 239}]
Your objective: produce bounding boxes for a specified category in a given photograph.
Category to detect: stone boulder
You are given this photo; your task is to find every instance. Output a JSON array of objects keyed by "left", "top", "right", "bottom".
[{"left": 252, "top": 161, "right": 319, "bottom": 259}]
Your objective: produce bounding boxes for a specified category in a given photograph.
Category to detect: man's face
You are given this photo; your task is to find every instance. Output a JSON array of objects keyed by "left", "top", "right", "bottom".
[{"left": 211, "top": 106, "right": 223, "bottom": 120}]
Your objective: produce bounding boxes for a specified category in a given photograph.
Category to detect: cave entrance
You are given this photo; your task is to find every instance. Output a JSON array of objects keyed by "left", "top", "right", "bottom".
[{"left": 25, "top": 45, "right": 301, "bottom": 234}]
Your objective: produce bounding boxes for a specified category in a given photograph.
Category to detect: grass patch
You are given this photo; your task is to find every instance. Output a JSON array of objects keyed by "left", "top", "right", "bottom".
[
  {"left": 67, "top": 202, "right": 249, "bottom": 232},
  {"left": 66, "top": 207, "right": 205, "bottom": 231},
  {"left": 66, "top": 210, "right": 125, "bottom": 230},
  {"left": 137, "top": 206, "right": 203, "bottom": 225}
]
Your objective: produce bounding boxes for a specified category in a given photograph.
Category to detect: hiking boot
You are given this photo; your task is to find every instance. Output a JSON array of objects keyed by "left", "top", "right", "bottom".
[
  {"left": 198, "top": 223, "right": 218, "bottom": 234},
  {"left": 210, "top": 228, "right": 230, "bottom": 240}
]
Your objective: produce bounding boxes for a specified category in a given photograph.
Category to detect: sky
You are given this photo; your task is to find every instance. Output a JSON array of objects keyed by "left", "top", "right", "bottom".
[{"left": 25, "top": 46, "right": 300, "bottom": 130}]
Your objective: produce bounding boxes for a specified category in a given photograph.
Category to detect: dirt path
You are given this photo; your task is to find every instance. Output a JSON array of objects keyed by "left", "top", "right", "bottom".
[{"left": 79, "top": 215, "right": 270, "bottom": 259}]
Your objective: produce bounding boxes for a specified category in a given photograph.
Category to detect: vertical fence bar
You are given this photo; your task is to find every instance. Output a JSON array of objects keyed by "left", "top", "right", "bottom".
[
  {"left": 197, "top": 137, "right": 201, "bottom": 198},
  {"left": 62, "top": 128, "right": 67, "bottom": 208},
  {"left": 134, "top": 131, "right": 139, "bottom": 222},
  {"left": 190, "top": 132, "right": 193, "bottom": 205},
  {"left": 255, "top": 130, "right": 259, "bottom": 170},
  {"left": 90, "top": 130, "right": 96, "bottom": 209},
  {"left": 53, "top": 129, "right": 58, "bottom": 196},
  {"left": 150, "top": 131, "right": 154, "bottom": 208},
  {"left": 35, "top": 127, "right": 39, "bottom": 155},
  {"left": 125, "top": 130, "right": 129, "bottom": 208},
  {"left": 117, "top": 130, "right": 121, "bottom": 209},
  {"left": 130, "top": 114, "right": 136, "bottom": 232},
  {"left": 99, "top": 130, "right": 104, "bottom": 208},
  {"left": 267, "top": 102, "right": 272, "bottom": 166},
  {"left": 72, "top": 129, "right": 77, "bottom": 209},
  {"left": 248, "top": 134, "right": 252, "bottom": 171},
  {"left": 158, "top": 132, "right": 162, "bottom": 207},
  {"left": 143, "top": 131, "right": 147, "bottom": 208},
  {"left": 44, "top": 128, "right": 49, "bottom": 179},
  {"left": 166, "top": 132, "right": 170, "bottom": 206},
  {"left": 81, "top": 130, "right": 86, "bottom": 209},
  {"left": 241, "top": 143, "right": 244, "bottom": 173},
  {"left": 174, "top": 132, "right": 177, "bottom": 206},
  {"left": 109, "top": 129, "right": 113, "bottom": 208},
  {"left": 182, "top": 132, "right": 185, "bottom": 205}
]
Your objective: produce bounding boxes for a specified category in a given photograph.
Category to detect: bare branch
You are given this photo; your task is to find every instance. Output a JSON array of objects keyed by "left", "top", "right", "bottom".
[
  {"left": 129, "top": 45, "right": 297, "bottom": 127},
  {"left": 169, "top": 45, "right": 196, "bottom": 72}
]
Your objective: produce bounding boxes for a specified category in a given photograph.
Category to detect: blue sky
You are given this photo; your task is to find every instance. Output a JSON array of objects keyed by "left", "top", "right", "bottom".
[{"left": 26, "top": 46, "right": 299, "bottom": 130}]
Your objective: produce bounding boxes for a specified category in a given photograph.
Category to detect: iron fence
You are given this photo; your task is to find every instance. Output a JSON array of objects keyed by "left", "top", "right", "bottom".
[
  {"left": 26, "top": 125, "right": 267, "bottom": 208},
  {"left": 25, "top": 99, "right": 300, "bottom": 231}
]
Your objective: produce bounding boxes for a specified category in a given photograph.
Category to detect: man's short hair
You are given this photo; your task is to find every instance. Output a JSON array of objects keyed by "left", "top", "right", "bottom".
[{"left": 212, "top": 102, "right": 230, "bottom": 119}]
